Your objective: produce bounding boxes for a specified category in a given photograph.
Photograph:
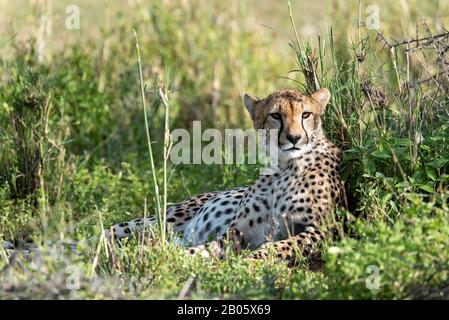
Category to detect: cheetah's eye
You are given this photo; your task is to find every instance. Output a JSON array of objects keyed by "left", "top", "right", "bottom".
[
  {"left": 302, "top": 112, "right": 311, "bottom": 119},
  {"left": 269, "top": 113, "right": 282, "bottom": 120}
]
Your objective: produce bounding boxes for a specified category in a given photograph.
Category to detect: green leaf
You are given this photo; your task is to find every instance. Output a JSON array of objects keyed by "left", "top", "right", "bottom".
[
  {"left": 381, "top": 193, "right": 392, "bottom": 205},
  {"left": 371, "top": 149, "right": 391, "bottom": 159},
  {"left": 425, "top": 167, "right": 437, "bottom": 181},
  {"left": 418, "top": 184, "right": 435, "bottom": 194},
  {"left": 362, "top": 156, "right": 376, "bottom": 175}
]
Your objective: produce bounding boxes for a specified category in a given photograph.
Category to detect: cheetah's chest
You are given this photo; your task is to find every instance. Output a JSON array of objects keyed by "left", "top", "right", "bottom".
[
  {"left": 228, "top": 165, "right": 312, "bottom": 248},
  {"left": 270, "top": 166, "right": 314, "bottom": 237}
]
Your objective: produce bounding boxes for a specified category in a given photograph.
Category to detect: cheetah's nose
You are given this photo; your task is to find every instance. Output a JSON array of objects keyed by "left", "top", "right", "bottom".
[{"left": 287, "top": 134, "right": 301, "bottom": 144}]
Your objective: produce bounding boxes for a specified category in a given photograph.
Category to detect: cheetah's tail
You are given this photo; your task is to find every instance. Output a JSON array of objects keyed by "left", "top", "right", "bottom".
[{"left": 2, "top": 215, "right": 186, "bottom": 258}]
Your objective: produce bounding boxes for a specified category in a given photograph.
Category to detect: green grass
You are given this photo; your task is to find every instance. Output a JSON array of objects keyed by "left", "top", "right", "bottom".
[{"left": 0, "top": 0, "right": 449, "bottom": 299}]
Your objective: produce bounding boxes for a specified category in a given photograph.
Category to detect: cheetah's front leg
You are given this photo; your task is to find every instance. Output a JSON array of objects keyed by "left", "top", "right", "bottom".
[{"left": 250, "top": 226, "right": 324, "bottom": 261}]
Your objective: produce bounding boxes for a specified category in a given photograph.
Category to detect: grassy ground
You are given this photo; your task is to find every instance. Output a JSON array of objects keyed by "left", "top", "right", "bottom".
[{"left": 1, "top": 0, "right": 449, "bottom": 299}]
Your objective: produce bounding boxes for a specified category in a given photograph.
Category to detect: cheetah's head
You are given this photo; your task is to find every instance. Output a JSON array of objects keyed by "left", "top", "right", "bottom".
[{"left": 243, "top": 88, "right": 330, "bottom": 162}]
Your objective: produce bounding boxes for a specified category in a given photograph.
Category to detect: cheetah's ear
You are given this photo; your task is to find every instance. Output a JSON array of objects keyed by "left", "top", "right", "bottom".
[
  {"left": 311, "top": 88, "right": 331, "bottom": 114},
  {"left": 243, "top": 93, "right": 260, "bottom": 121}
]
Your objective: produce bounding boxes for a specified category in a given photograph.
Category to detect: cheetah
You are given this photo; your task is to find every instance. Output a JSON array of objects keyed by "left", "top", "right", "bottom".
[{"left": 101, "top": 88, "right": 344, "bottom": 262}]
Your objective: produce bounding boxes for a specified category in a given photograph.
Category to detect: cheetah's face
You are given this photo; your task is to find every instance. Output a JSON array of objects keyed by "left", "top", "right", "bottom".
[{"left": 243, "top": 88, "right": 330, "bottom": 161}]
